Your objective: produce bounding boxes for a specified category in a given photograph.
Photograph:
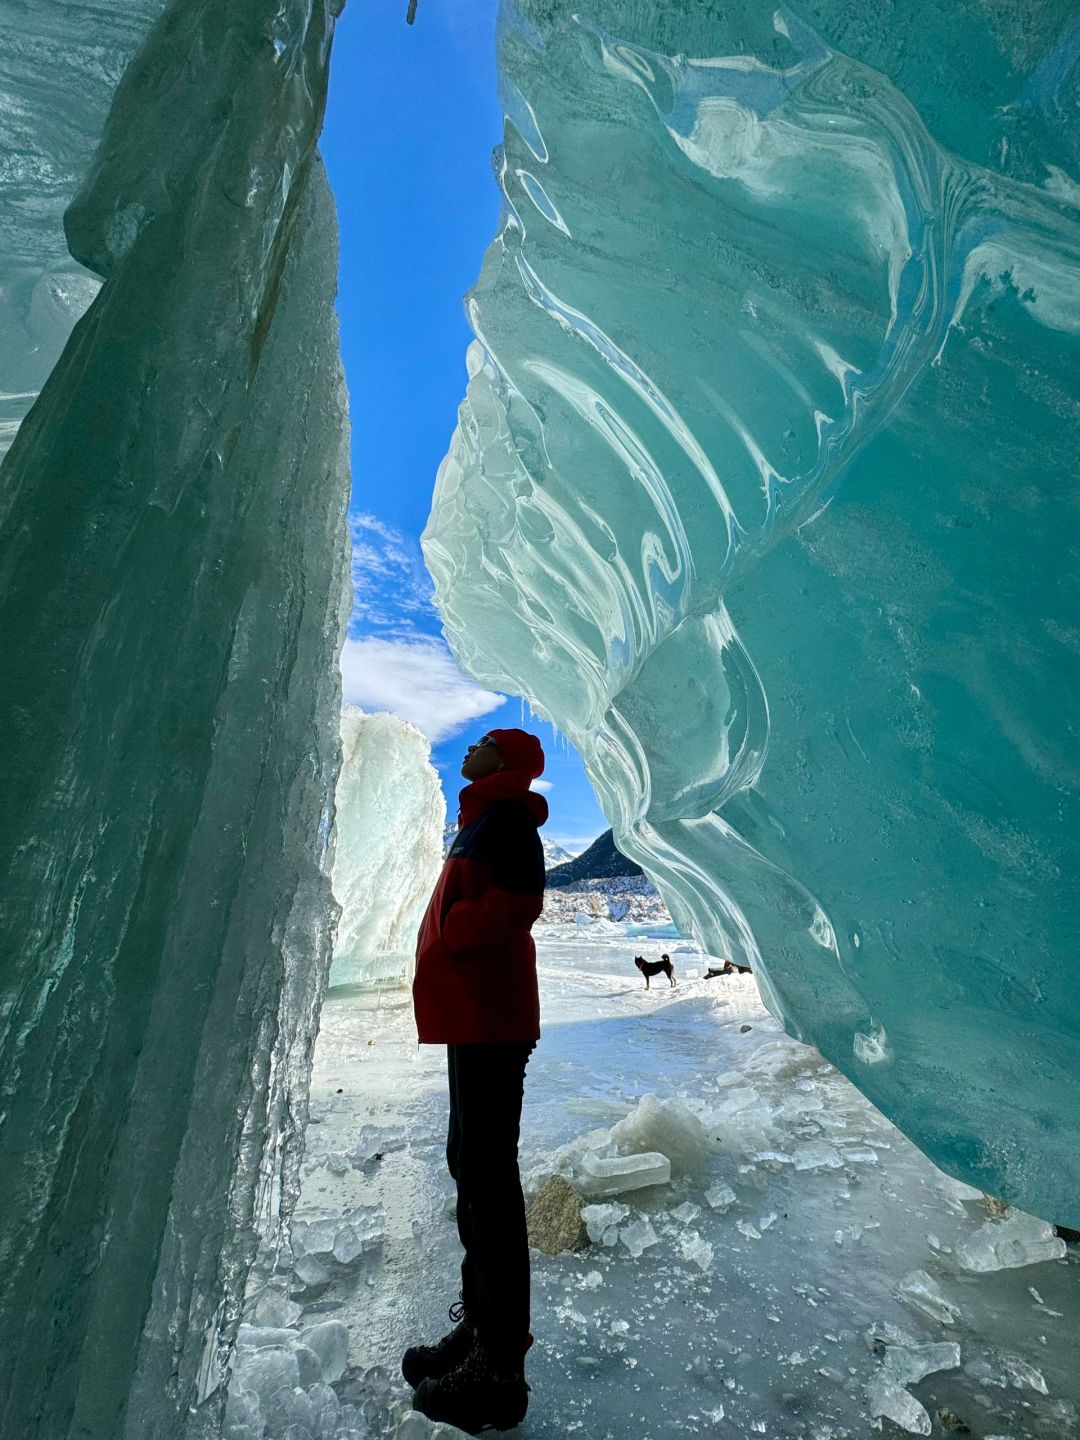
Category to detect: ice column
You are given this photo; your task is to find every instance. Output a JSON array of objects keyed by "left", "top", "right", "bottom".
[
  {"left": 425, "top": 0, "right": 1080, "bottom": 1222},
  {"left": 0, "top": 2, "right": 350, "bottom": 1436},
  {"left": 331, "top": 708, "right": 446, "bottom": 985}
]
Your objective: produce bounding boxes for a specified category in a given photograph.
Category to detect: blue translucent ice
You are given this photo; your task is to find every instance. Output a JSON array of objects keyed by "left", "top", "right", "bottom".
[{"left": 425, "top": 2, "right": 1080, "bottom": 1222}]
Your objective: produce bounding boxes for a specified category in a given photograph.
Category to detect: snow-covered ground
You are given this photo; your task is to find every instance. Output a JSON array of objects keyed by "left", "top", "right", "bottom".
[{"left": 229, "top": 937, "right": 1079, "bottom": 1440}]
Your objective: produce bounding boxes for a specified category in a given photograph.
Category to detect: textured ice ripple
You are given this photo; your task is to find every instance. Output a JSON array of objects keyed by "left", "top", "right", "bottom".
[{"left": 424, "top": 0, "right": 1080, "bottom": 1222}]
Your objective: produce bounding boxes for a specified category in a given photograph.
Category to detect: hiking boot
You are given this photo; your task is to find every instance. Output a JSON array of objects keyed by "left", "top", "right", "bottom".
[
  {"left": 401, "top": 1298, "right": 474, "bottom": 1389},
  {"left": 412, "top": 1336, "right": 529, "bottom": 1434}
]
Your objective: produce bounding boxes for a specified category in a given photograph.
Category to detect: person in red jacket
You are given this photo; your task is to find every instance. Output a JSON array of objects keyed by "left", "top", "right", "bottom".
[{"left": 404, "top": 727, "right": 547, "bottom": 1435}]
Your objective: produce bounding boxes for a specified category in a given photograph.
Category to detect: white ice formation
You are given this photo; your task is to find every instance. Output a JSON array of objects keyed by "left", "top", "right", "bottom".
[{"left": 331, "top": 708, "right": 446, "bottom": 986}]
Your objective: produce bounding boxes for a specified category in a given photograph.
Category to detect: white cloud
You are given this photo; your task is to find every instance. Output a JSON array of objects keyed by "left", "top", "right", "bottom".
[
  {"left": 340, "top": 634, "right": 504, "bottom": 745},
  {"left": 348, "top": 511, "right": 436, "bottom": 630},
  {"left": 530, "top": 779, "right": 553, "bottom": 793}
]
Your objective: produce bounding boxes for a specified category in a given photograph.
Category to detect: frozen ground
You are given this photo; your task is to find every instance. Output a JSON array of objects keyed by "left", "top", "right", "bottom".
[{"left": 230, "top": 938, "right": 1079, "bottom": 1440}]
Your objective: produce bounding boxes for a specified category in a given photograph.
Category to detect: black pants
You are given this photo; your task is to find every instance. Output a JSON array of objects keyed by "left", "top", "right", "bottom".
[{"left": 446, "top": 1042, "right": 534, "bottom": 1364}]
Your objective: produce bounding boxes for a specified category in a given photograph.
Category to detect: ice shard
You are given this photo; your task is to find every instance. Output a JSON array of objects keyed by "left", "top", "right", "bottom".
[
  {"left": 331, "top": 708, "right": 446, "bottom": 986},
  {"left": 0, "top": 2, "right": 350, "bottom": 1435},
  {"left": 425, "top": 1, "right": 1080, "bottom": 1222}
]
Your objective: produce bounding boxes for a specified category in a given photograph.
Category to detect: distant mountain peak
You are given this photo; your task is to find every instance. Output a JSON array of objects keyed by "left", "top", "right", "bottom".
[
  {"left": 546, "top": 829, "right": 643, "bottom": 888},
  {"left": 442, "top": 820, "right": 575, "bottom": 867}
]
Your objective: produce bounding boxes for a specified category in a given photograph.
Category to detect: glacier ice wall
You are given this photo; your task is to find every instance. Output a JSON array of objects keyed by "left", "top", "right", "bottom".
[
  {"left": 424, "top": 0, "right": 1080, "bottom": 1223},
  {"left": 331, "top": 708, "right": 446, "bottom": 986},
  {"left": 0, "top": 0, "right": 168, "bottom": 459},
  {"left": 0, "top": 1, "right": 350, "bottom": 1435}
]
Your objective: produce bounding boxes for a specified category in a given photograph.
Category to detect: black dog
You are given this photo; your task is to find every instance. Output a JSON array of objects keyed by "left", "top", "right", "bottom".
[
  {"left": 705, "top": 960, "right": 753, "bottom": 978},
  {"left": 634, "top": 953, "right": 676, "bottom": 989}
]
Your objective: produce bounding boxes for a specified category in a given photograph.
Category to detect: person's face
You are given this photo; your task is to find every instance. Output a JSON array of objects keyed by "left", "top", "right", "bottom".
[{"left": 460, "top": 734, "right": 504, "bottom": 781}]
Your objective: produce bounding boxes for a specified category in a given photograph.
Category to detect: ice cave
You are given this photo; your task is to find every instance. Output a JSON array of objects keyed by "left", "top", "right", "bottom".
[{"left": 0, "top": 2, "right": 1078, "bottom": 1439}]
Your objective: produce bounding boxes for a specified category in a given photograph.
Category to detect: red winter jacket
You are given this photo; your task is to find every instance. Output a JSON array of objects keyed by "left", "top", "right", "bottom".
[{"left": 413, "top": 771, "right": 548, "bottom": 1044}]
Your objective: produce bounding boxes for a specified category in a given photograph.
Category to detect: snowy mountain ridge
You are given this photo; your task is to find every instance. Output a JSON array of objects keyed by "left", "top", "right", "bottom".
[{"left": 442, "top": 820, "right": 574, "bottom": 869}]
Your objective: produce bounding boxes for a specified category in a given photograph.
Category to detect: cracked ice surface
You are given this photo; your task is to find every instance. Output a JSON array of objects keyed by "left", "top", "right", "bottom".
[
  {"left": 423, "top": 2, "right": 1080, "bottom": 1219},
  {"left": 233, "top": 941, "right": 1079, "bottom": 1439}
]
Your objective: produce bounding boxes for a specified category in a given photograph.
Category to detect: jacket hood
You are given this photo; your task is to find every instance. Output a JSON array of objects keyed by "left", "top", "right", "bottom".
[
  {"left": 486, "top": 727, "right": 545, "bottom": 779},
  {"left": 458, "top": 770, "right": 548, "bottom": 829}
]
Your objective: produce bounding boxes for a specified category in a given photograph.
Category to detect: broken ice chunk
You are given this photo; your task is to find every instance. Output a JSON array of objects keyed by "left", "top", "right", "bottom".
[
  {"left": 609, "top": 1094, "right": 711, "bottom": 1174},
  {"left": 295, "top": 1218, "right": 338, "bottom": 1259},
  {"left": 750, "top": 1150, "right": 795, "bottom": 1169},
  {"left": 619, "top": 1218, "right": 659, "bottom": 1257},
  {"left": 236, "top": 1325, "right": 300, "bottom": 1351},
  {"left": 581, "top": 1150, "right": 671, "bottom": 1198},
  {"left": 737, "top": 1220, "right": 762, "bottom": 1241},
  {"left": 680, "top": 1231, "right": 714, "bottom": 1271},
  {"left": 292, "top": 1253, "right": 331, "bottom": 1288},
  {"left": 792, "top": 1141, "right": 843, "bottom": 1171},
  {"left": 332, "top": 1224, "right": 364, "bottom": 1265},
  {"left": 233, "top": 1345, "right": 301, "bottom": 1402},
  {"left": 882, "top": 1340, "right": 962, "bottom": 1386},
  {"left": 842, "top": 1146, "right": 879, "bottom": 1165},
  {"left": 705, "top": 1181, "right": 736, "bottom": 1211},
  {"left": 339, "top": 1203, "right": 385, "bottom": 1256},
  {"left": 349, "top": 1127, "right": 388, "bottom": 1165},
  {"left": 713, "top": 1086, "right": 759, "bottom": 1114},
  {"left": 294, "top": 1342, "right": 324, "bottom": 1388},
  {"left": 250, "top": 1292, "right": 303, "bottom": 1328},
  {"left": 897, "top": 1270, "right": 960, "bottom": 1326},
  {"left": 670, "top": 1201, "right": 701, "bottom": 1225},
  {"left": 956, "top": 1211, "right": 1066, "bottom": 1272},
  {"left": 865, "top": 1376, "right": 931, "bottom": 1435},
  {"left": 391, "top": 1413, "right": 431, "bottom": 1440},
  {"left": 999, "top": 1354, "right": 1049, "bottom": 1394},
  {"left": 581, "top": 1202, "right": 630, "bottom": 1243},
  {"left": 300, "top": 1320, "right": 349, "bottom": 1384}
]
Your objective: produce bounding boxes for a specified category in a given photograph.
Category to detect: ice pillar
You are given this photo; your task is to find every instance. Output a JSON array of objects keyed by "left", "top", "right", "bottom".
[{"left": 0, "top": 2, "right": 350, "bottom": 1435}]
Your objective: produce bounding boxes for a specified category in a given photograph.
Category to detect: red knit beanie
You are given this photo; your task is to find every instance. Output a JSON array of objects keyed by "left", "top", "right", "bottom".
[{"left": 486, "top": 727, "right": 545, "bottom": 779}]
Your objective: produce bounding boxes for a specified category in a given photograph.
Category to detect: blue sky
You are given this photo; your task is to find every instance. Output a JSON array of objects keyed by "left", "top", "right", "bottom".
[{"left": 321, "top": 0, "right": 606, "bottom": 852}]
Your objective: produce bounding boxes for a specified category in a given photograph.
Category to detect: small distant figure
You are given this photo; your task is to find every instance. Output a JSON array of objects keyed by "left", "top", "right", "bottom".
[
  {"left": 704, "top": 960, "right": 752, "bottom": 978},
  {"left": 634, "top": 953, "right": 676, "bottom": 989}
]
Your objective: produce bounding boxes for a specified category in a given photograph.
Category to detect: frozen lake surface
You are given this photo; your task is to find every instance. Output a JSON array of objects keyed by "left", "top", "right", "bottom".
[{"left": 230, "top": 938, "right": 1079, "bottom": 1439}]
